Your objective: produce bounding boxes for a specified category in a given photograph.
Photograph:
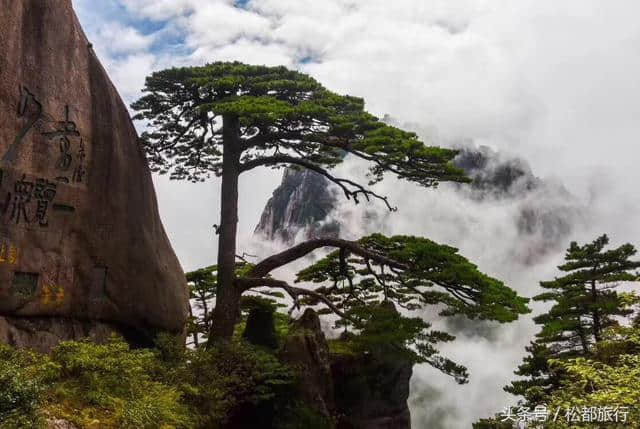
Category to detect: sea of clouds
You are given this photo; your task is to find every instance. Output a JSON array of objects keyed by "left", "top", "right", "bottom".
[{"left": 73, "top": 0, "right": 640, "bottom": 426}]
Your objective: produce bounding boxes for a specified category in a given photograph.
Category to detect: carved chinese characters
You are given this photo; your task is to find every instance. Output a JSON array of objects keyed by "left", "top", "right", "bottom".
[
  {"left": 41, "top": 284, "right": 65, "bottom": 306},
  {"left": 0, "top": 0, "right": 187, "bottom": 350},
  {"left": 0, "top": 87, "right": 86, "bottom": 304},
  {"left": 0, "top": 85, "right": 87, "bottom": 230},
  {"left": 3, "top": 86, "right": 90, "bottom": 186},
  {"left": 11, "top": 272, "right": 38, "bottom": 298},
  {"left": 0, "top": 170, "right": 60, "bottom": 228},
  {"left": 3, "top": 86, "right": 42, "bottom": 163},
  {"left": 42, "top": 105, "right": 86, "bottom": 184},
  {"left": 34, "top": 178, "right": 57, "bottom": 226}
]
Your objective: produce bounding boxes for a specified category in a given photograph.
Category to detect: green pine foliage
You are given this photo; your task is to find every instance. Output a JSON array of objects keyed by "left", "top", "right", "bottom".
[
  {"left": 295, "top": 233, "right": 530, "bottom": 383},
  {"left": 476, "top": 235, "right": 640, "bottom": 427},
  {"left": 186, "top": 264, "right": 286, "bottom": 346},
  {"left": 544, "top": 324, "right": 640, "bottom": 428},
  {"left": 534, "top": 235, "right": 640, "bottom": 355},
  {"left": 478, "top": 324, "right": 640, "bottom": 428},
  {"left": 131, "top": 61, "right": 467, "bottom": 186},
  {"left": 176, "top": 341, "right": 294, "bottom": 428},
  {"left": 187, "top": 265, "right": 218, "bottom": 346},
  {"left": 503, "top": 341, "right": 561, "bottom": 405},
  {"left": 504, "top": 235, "right": 640, "bottom": 406},
  {"left": 296, "top": 234, "right": 529, "bottom": 322},
  {"left": 182, "top": 234, "right": 530, "bottom": 385},
  {"left": 132, "top": 61, "right": 530, "bottom": 348}
]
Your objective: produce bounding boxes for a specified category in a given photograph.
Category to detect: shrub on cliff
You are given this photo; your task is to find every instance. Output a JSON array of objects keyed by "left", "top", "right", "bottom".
[
  {"left": 0, "top": 345, "right": 51, "bottom": 428},
  {"left": 44, "top": 337, "right": 192, "bottom": 429},
  {"left": 0, "top": 335, "right": 300, "bottom": 429},
  {"left": 176, "top": 340, "right": 293, "bottom": 428}
]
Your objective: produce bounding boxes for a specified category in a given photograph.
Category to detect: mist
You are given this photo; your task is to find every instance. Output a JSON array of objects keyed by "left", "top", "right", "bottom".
[{"left": 73, "top": 0, "right": 640, "bottom": 426}]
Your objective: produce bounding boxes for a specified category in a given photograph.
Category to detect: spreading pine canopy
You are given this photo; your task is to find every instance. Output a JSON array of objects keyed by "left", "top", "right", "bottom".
[{"left": 131, "top": 62, "right": 468, "bottom": 193}]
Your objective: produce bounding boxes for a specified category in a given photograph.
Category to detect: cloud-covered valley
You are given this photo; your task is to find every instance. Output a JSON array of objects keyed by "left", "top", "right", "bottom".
[{"left": 73, "top": 1, "right": 640, "bottom": 426}]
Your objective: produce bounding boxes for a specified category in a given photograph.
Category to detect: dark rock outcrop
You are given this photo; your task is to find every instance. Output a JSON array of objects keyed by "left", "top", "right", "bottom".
[
  {"left": 279, "top": 309, "right": 336, "bottom": 422},
  {"left": 243, "top": 305, "right": 279, "bottom": 349},
  {"left": 452, "top": 146, "right": 539, "bottom": 197},
  {"left": 453, "top": 146, "right": 581, "bottom": 263},
  {"left": 279, "top": 309, "right": 412, "bottom": 428},
  {"left": 330, "top": 302, "right": 413, "bottom": 429},
  {"left": 0, "top": 316, "right": 119, "bottom": 353},
  {"left": 331, "top": 351, "right": 412, "bottom": 429},
  {"left": 0, "top": 0, "right": 188, "bottom": 350}
]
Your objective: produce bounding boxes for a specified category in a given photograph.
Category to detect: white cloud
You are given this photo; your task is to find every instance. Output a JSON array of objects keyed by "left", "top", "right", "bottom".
[
  {"left": 121, "top": 0, "right": 196, "bottom": 21},
  {"left": 105, "top": 53, "right": 157, "bottom": 102},
  {"left": 72, "top": 0, "right": 640, "bottom": 426},
  {"left": 92, "top": 21, "right": 154, "bottom": 55}
]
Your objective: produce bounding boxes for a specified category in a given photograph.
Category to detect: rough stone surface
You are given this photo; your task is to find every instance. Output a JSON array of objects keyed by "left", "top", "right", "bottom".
[
  {"left": 279, "top": 309, "right": 336, "bottom": 422},
  {"left": 46, "top": 418, "right": 78, "bottom": 429},
  {"left": 0, "top": 0, "right": 188, "bottom": 349},
  {"left": 243, "top": 305, "right": 278, "bottom": 349},
  {"left": 255, "top": 168, "right": 339, "bottom": 244},
  {"left": 331, "top": 350, "right": 412, "bottom": 429},
  {"left": 0, "top": 316, "right": 118, "bottom": 353}
]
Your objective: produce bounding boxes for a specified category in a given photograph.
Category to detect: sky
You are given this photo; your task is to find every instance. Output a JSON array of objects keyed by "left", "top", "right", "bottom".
[{"left": 72, "top": 0, "right": 640, "bottom": 426}]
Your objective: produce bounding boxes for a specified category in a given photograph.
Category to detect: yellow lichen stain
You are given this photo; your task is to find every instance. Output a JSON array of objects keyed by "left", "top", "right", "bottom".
[
  {"left": 41, "top": 285, "right": 51, "bottom": 305},
  {"left": 55, "top": 286, "right": 65, "bottom": 303},
  {"left": 42, "top": 284, "right": 64, "bottom": 305},
  {"left": 8, "top": 245, "right": 18, "bottom": 265},
  {"left": 0, "top": 243, "right": 19, "bottom": 265}
]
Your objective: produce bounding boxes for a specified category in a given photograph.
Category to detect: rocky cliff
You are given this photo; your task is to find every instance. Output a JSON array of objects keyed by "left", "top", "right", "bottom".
[
  {"left": 0, "top": 0, "right": 188, "bottom": 351},
  {"left": 253, "top": 144, "right": 583, "bottom": 428},
  {"left": 278, "top": 309, "right": 412, "bottom": 429},
  {"left": 255, "top": 145, "right": 580, "bottom": 263},
  {"left": 255, "top": 168, "right": 340, "bottom": 243}
]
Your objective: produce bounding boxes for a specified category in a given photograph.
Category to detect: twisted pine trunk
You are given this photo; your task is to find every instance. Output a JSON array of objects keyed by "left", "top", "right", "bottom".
[
  {"left": 209, "top": 115, "right": 242, "bottom": 344},
  {"left": 590, "top": 280, "right": 602, "bottom": 343}
]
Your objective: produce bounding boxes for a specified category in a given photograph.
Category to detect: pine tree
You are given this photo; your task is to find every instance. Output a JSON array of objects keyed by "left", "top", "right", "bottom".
[
  {"left": 132, "top": 62, "right": 530, "bottom": 348},
  {"left": 504, "top": 235, "right": 640, "bottom": 405},
  {"left": 534, "top": 234, "right": 640, "bottom": 355},
  {"left": 132, "top": 62, "right": 470, "bottom": 342},
  {"left": 294, "top": 234, "right": 530, "bottom": 383},
  {"left": 503, "top": 341, "right": 561, "bottom": 405},
  {"left": 186, "top": 266, "right": 217, "bottom": 347}
]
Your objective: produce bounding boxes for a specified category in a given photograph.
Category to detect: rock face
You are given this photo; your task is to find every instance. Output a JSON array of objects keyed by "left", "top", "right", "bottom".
[
  {"left": 47, "top": 418, "right": 78, "bottom": 429},
  {"left": 330, "top": 303, "right": 412, "bottom": 429},
  {"left": 331, "top": 351, "right": 412, "bottom": 429},
  {"left": 278, "top": 309, "right": 412, "bottom": 429},
  {"left": 243, "top": 305, "right": 279, "bottom": 349},
  {"left": 255, "top": 168, "right": 340, "bottom": 243},
  {"left": 452, "top": 146, "right": 539, "bottom": 198},
  {"left": 453, "top": 146, "right": 581, "bottom": 263},
  {"left": 254, "top": 145, "right": 582, "bottom": 263},
  {"left": 0, "top": 316, "right": 116, "bottom": 353},
  {"left": 279, "top": 309, "right": 336, "bottom": 421},
  {"left": 0, "top": 0, "right": 188, "bottom": 350}
]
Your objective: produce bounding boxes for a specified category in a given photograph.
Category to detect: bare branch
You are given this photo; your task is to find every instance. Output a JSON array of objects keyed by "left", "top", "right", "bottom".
[
  {"left": 235, "top": 252, "right": 258, "bottom": 264},
  {"left": 237, "top": 277, "right": 359, "bottom": 326},
  {"left": 248, "top": 237, "right": 409, "bottom": 278},
  {"left": 239, "top": 155, "right": 398, "bottom": 211}
]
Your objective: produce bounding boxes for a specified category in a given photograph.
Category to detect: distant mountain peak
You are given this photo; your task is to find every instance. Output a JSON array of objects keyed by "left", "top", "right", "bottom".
[{"left": 254, "top": 144, "right": 583, "bottom": 265}]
